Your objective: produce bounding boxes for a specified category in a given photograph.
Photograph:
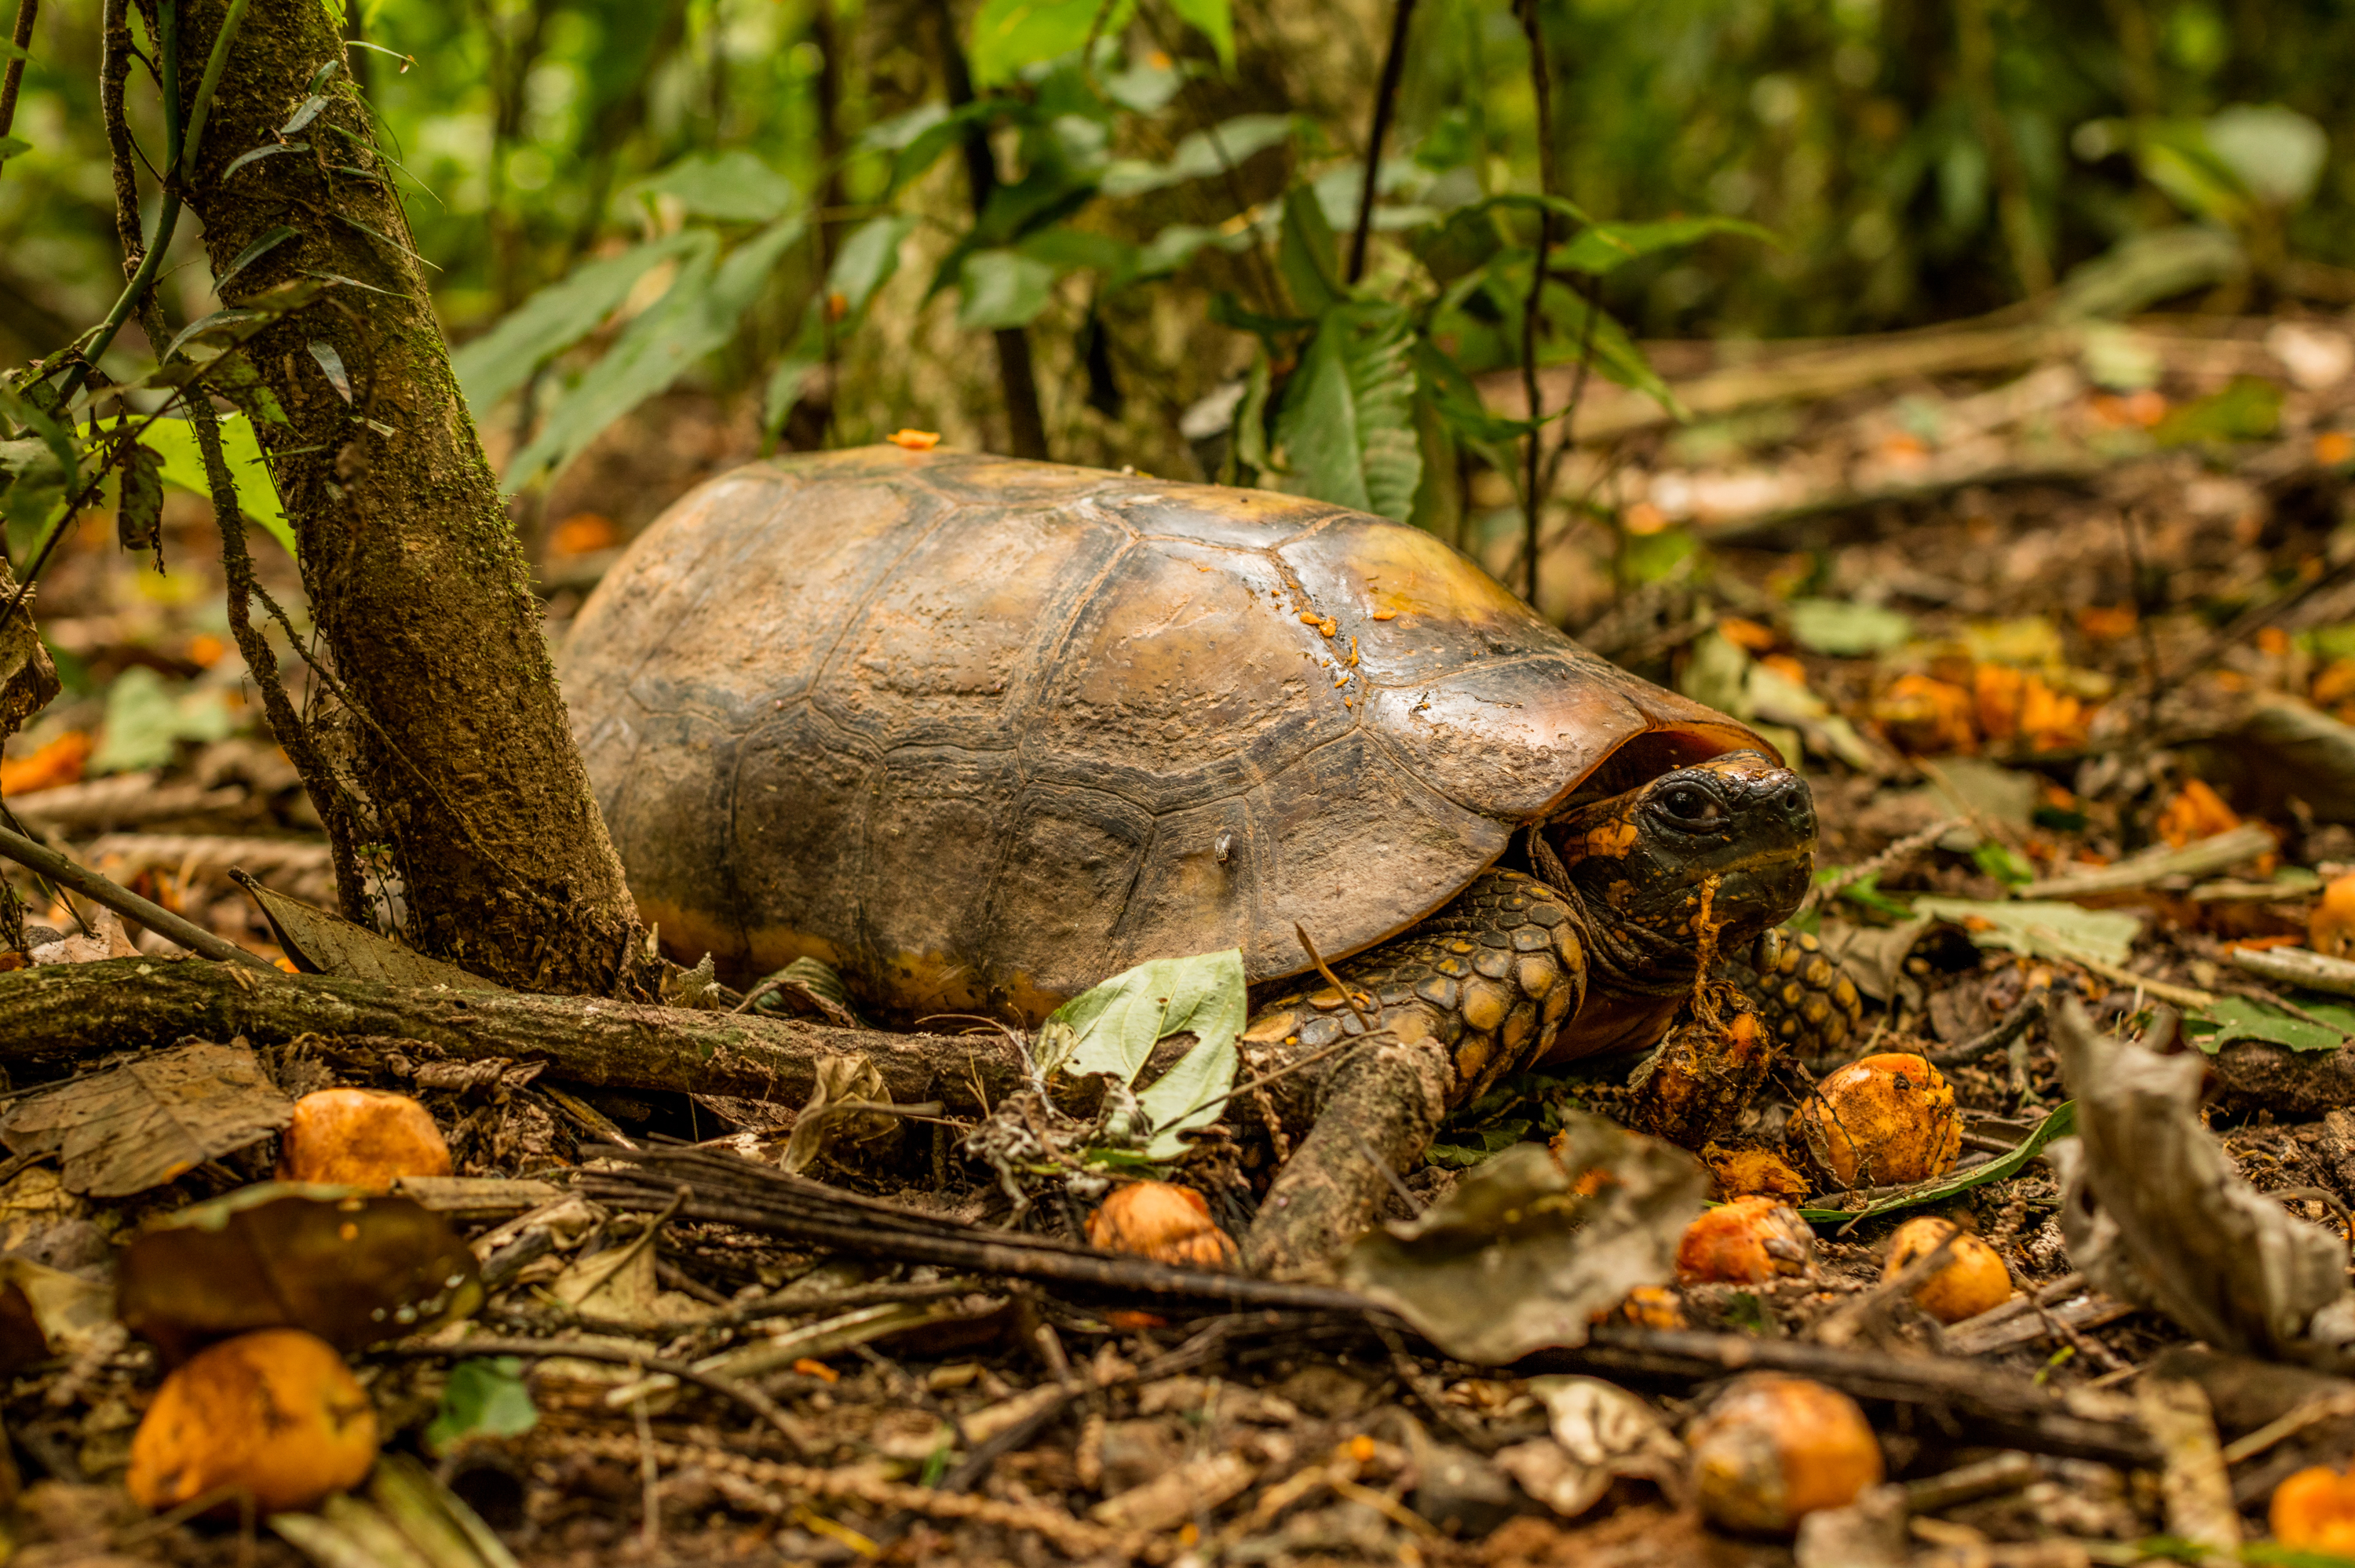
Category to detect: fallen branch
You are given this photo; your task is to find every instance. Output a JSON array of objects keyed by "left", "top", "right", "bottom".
[
  {"left": 0, "top": 955, "right": 1033, "bottom": 1109},
  {"left": 0, "top": 822, "right": 276, "bottom": 972},
  {"left": 2232, "top": 945, "right": 2355, "bottom": 1000}
]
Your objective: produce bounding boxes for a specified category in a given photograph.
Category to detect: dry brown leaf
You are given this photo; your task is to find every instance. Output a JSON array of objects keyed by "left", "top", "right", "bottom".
[
  {"left": 0, "top": 1041, "right": 291, "bottom": 1196},
  {"left": 1340, "top": 1114, "right": 1705, "bottom": 1364},
  {"left": 235, "top": 875, "right": 501, "bottom": 992}
]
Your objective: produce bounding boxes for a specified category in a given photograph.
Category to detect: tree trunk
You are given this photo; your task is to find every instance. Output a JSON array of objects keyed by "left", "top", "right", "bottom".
[{"left": 145, "top": 0, "right": 645, "bottom": 994}]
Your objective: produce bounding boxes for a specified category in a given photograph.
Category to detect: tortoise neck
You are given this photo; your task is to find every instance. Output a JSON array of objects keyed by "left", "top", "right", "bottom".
[{"left": 1556, "top": 876, "right": 1705, "bottom": 999}]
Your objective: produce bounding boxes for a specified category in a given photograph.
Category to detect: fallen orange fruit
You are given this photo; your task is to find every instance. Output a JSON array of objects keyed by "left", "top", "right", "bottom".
[
  {"left": 277, "top": 1088, "right": 453, "bottom": 1193},
  {"left": 886, "top": 428, "right": 942, "bottom": 450},
  {"left": 1086, "top": 1180, "right": 1236, "bottom": 1268},
  {"left": 126, "top": 1328, "right": 378, "bottom": 1513},
  {"left": 1689, "top": 1374, "right": 1884, "bottom": 1535},
  {"left": 1787, "top": 1053, "right": 1961, "bottom": 1190},
  {"left": 1883, "top": 1215, "right": 2014, "bottom": 1324},
  {"left": 2273, "top": 1464, "right": 2355, "bottom": 1553}
]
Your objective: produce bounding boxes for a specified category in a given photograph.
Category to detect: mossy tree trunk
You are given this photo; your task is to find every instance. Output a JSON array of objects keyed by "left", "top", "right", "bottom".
[{"left": 143, "top": 0, "right": 645, "bottom": 994}]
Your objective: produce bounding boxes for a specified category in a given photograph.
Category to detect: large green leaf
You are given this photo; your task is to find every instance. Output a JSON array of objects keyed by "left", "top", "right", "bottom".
[
  {"left": 143, "top": 413, "right": 296, "bottom": 557},
  {"left": 828, "top": 213, "right": 918, "bottom": 316},
  {"left": 507, "top": 218, "right": 803, "bottom": 487},
  {"left": 1273, "top": 302, "right": 1422, "bottom": 521},
  {"left": 451, "top": 231, "right": 707, "bottom": 414},
  {"left": 1037, "top": 949, "right": 1247, "bottom": 1092},
  {"left": 958, "top": 249, "right": 1060, "bottom": 330},
  {"left": 969, "top": 0, "right": 1135, "bottom": 87},
  {"left": 1279, "top": 184, "right": 1345, "bottom": 316},
  {"left": 626, "top": 149, "right": 798, "bottom": 224},
  {"left": 1550, "top": 215, "right": 1773, "bottom": 276},
  {"left": 2187, "top": 995, "right": 2355, "bottom": 1055}
]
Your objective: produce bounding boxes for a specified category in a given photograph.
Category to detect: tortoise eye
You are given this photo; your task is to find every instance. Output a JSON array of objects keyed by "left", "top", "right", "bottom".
[{"left": 1659, "top": 785, "right": 1723, "bottom": 824}]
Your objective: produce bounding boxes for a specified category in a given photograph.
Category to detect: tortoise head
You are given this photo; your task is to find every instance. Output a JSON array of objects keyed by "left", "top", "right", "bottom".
[{"left": 1542, "top": 749, "right": 1815, "bottom": 979}]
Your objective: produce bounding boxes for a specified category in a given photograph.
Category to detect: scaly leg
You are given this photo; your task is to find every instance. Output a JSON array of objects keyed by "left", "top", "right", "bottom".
[{"left": 1240, "top": 868, "right": 1589, "bottom": 1110}]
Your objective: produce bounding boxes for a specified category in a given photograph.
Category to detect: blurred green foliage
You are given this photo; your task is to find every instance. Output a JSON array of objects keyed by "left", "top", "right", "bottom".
[{"left": 2, "top": 0, "right": 2352, "bottom": 534}]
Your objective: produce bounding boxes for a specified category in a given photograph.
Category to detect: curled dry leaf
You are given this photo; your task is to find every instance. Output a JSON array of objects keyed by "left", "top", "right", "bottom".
[
  {"left": 2050, "top": 997, "right": 2355, "bottom": 1368},
  {"left": 0, "top": 1257, "right": 118, "bottom": 1373},
  {"left": 780, "top": 1053, "right": 898, "bottom": 1176},
  {"left": 0, "top": 1040, "right": 291, "bottom": 1197},
  {"left": 1339, "top": 1114, "right": 1705, "bottom": 1365},
  {"left": 118, "top": 1183, "right": 482, "bottom": 1362},
  {"left": 237, "top": 876, "right": 501, "bottom": 992},
  {"left": 1495, "top": 1376, "right": 1685, "bottom": 1519}
]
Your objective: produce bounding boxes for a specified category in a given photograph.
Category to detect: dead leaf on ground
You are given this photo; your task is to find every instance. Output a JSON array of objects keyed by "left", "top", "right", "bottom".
[
  {"left": 117, "top": 1183, "right": 483, "bottom": 1361},
  {"left": 235, "top": 873, "right": 502, "bottom": 992},
  {"left": 780, "top": 1053, "right": 897, "bottom": 1175},
  {"left": 0, "top": 1041, "right": 291, "bottom": 1196},
  {"left": 1339, "top": 1115, "right": 1706, "bottom": 1364},
  {"left": 28, "top": 908, "right": 138, "bottom": 966},
  {"left": 1494, "top": 1376, "right": 1686, "bottom": 1519},
  {"left": 0, "top": 1258, "right": 119, "bottom": 1373},
  {"left": 2050, "top": 998, "right": 2355, "bottom": 1369}
]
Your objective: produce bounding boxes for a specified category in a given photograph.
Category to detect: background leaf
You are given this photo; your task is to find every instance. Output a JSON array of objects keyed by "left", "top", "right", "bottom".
[
  {"left": 626, "top": 149, "right": 798, "bottom": 224},
  {"left": 1273, "top": 303, "right": 1422, "bottom": 520},
  {"left": 451, "top": 232, "right": 707, "bottom": 415}
]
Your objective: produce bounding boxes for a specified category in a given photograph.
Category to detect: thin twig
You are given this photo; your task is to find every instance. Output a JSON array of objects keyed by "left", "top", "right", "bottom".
[
  {"left": 1513, "top": 0, "right": 1557, "bottom": 606},
  {"left": 0, "top": 821, "right": 278, "bottom": 970},
  {"left": 1293, "top": 921, "right": 1379, "bottom": 1033},
  {"left": 1927, "top": 989, "right": 2050, "bottom": 1069},
  {"left": 0, "top": 0, "right": 38, "bottom": 165},
  {"left": 1345, "top": 0, "right": 1418, "bottom": 285}
]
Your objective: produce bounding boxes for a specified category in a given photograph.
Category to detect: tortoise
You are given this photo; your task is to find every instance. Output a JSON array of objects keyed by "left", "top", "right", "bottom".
[{"left": 561, "top": 447, "right": 1859, "bottom": 1108}]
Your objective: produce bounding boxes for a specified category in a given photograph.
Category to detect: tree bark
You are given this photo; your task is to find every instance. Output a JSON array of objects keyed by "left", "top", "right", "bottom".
[
  {"left": 0, "top": 957, "right": 1029, "bottom": 1108},
  {"left": 144, "top": 0, "right": 646, "bottom": 994}
]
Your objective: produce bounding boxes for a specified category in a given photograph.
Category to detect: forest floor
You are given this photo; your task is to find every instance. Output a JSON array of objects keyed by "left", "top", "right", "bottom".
[{"left": 5, "top": 306, "right": 2355, "bottom": 1566}]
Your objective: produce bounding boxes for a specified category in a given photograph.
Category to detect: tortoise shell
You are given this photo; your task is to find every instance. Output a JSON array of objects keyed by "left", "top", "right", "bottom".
[{"left": 560, "top": 447, "right": 1773, "bottom": 1023}]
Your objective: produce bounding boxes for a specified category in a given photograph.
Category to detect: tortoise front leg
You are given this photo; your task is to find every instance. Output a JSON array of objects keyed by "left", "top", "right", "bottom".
[
  {"left": 1240, "top": 868, "right": 1590, "bottom": 1109},
  {"left": 1236, "top": 869, "right": 1588, "bottom": 1278}
]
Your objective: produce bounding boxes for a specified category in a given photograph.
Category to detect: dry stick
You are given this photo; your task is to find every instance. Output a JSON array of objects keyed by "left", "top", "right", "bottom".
[
  {"left": 0, "top": 821, "right": 277, "bottom": 970},
  {"left": 0, "top": 0, "right": 37, "bottom": 161},
  {"left": 199, "top": 414, "right": 370, "bottom": 923},
  {"left": 930, "top": 0, "right": 1046, "bottom": 460},
  {"left": 1927, "top": 988, "right": 2050, "bottom": 1070},
  {"left": 1513, "top": 0, "right": 1554, "bottom": 607},
  {"left": 1345, "top": 0, "right": 1418, "bottom": 286}
]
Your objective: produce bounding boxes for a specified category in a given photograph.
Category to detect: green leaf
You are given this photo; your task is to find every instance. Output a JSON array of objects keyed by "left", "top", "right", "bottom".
[
  {"left": 1134, "top": 1024, "right": 1241, "bottom": 1160},
  {"left": 1426, "top": 1124, "right": 1532, "bottom": 1169},
  {"left": 508, "top": 217, "right": 803, "bottom": 487},
  {"left": 1165, "top": 0, "right": 1234, "bottom": 67},
  {"left": 1539, "top": 281, "right": 1682, "bottom": 417},
  {"left": 1550, "top": 216, "right": 1775, "bottom": 276},
  {"left": 0, "top": 384, "right": 77, "bottom": 496},
  {"left": 2187, "top": 995, "right": 2355, "bottom": 1055},
  {"left": 1134, "top": 222, "right": 1226, "bottom": 280},
  {"left": 1798, "top": 1102, "right": 2077, "bottom": 1225},
  {"left": 957, "top": 248, "right": 1058, "bottom": 330},
  {"left": 1272, "top": 303, "right": 1422, "bottom": 521},
  {"left": 219, "top": 225, "right": 300, "bottom": 289},
  {"left": 1228, "top": 348, "right": 1271, "bottom": 481},
  {"left": 1099, "top": 114, "right": 1294, "bottom": 198},
  {"left": 1785, "top": 596, "right": 1914, "bottom": 656},
  {"left": 117, "top": 443, "right": 165, "bottom": 553},
  {"left": 827, "top": 214, "right": 916, "bottom": 316},
  {"left": 2152, "top": 377, "right": 2282, "bottom": 448},
  {"left": 1278, "top": 185, "right": 1344, "bottom": 316},
  {"left": 142, "top": 413, "right": 294, "bottom": 557},
  {"left": 626, "top": 149, "right": 798, "bottom": 224},
  {"left": 1910, "top": 896, "right": 2144, "bottom": 967},
  {"left": 425, "top": 1358, "right": 539, "bottom": 1453},
  {"left": 0, "top": 136, "right": 28, "bottom": 162},
  {"left": 864, "top": 102, "right": 996, "bottom": 197},
  {"left": 451, "top": 231, "right": 708, "bottom": 415},
  {"left": 969, "top": 0, "right": 1134, "bottom": 88},
  {"left": 1040, "top": 949, "right": 1247, "bottom": 1089},
  {"left": 91, "top": 666, "right": 239, "bottom": 775}
]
